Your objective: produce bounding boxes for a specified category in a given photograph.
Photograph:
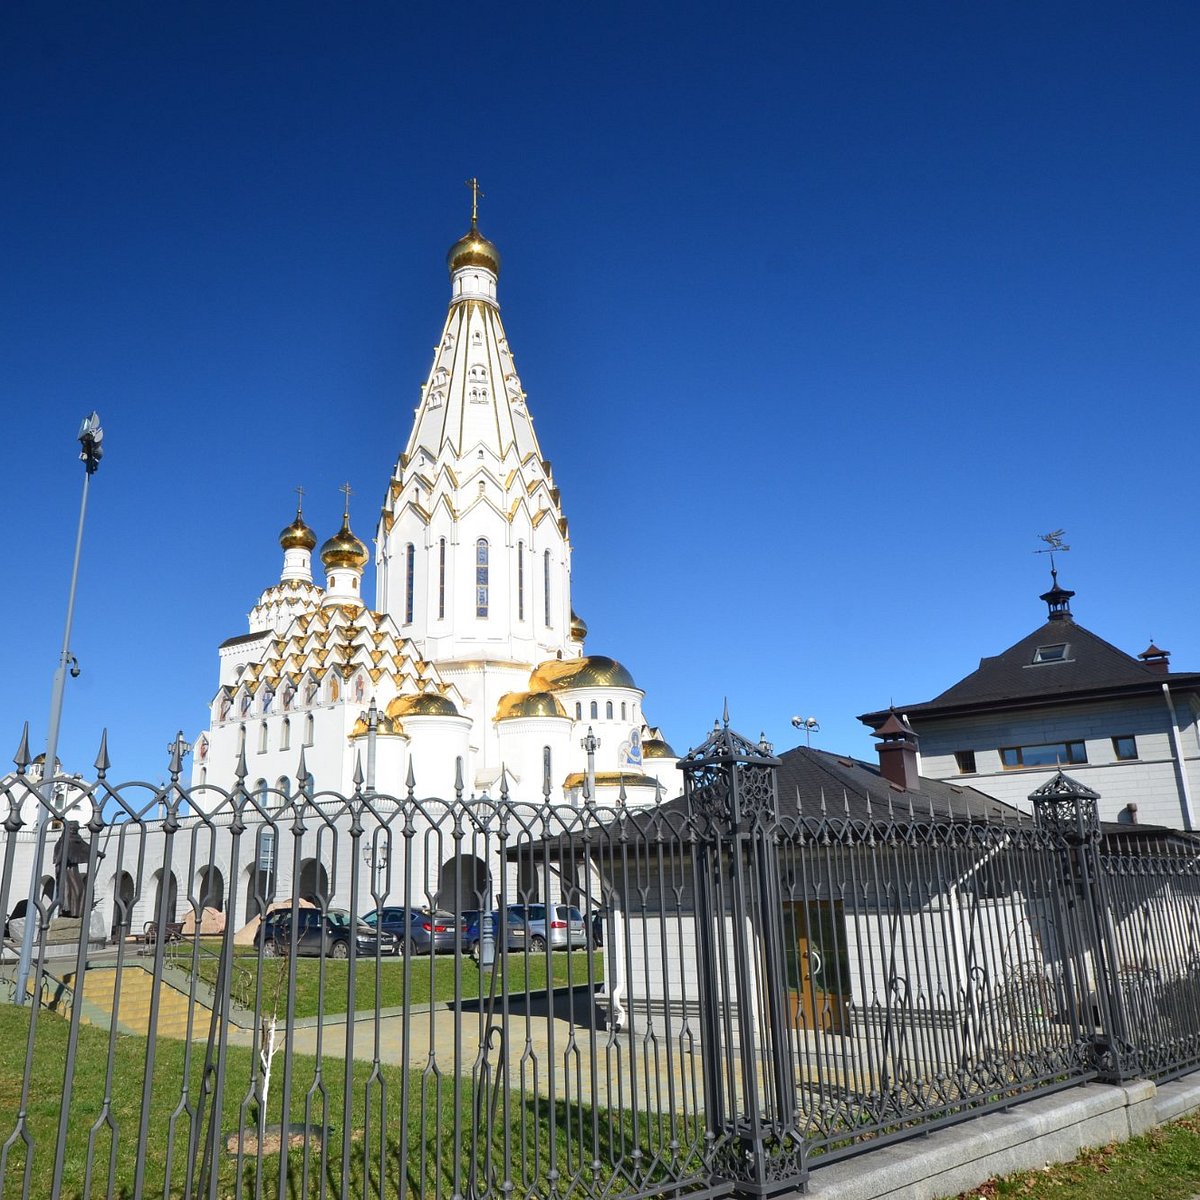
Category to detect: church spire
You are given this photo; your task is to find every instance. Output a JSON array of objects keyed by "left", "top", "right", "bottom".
[{"left": 278, "top": 486, "right": 317, "bottom": 583}]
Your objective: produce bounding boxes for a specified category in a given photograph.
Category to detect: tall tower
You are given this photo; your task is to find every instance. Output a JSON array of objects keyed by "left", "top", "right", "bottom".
[{"left": 376, "top": 195, "right": 579, "bottom": 756}]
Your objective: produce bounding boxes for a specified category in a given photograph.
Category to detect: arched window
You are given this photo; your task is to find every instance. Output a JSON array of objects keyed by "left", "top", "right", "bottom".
[
  {"left": 476, "top": 538, "right": 489, "bottom": 618},
  {"left": 304, "top": 714, "right": 315, "bottom": 746},
  {"left": 276, "top": 776, "right": 291, "bottom": 799},
  {"left": 543, "top": 550, "right": 551, "bottom": 626},
  {"left": 438, "top": 538, "right": 447, "bottom": 619},
  {"left": 575, "top": 702, "right": 582, "bottom": 720},
  {"left": 258, "top": 722, "right": 268, "bottom": 753},
  {"left": 517, "top": 541, "right": 525, "bottom": 621},
  {"left": 590, "top": 701, "right": 598, "bottom": 720},
  {"left": 404, "top": 543, "right": 415, "bottom": 624},
  {"left": 606, "top": 701, "right": 614, "bottom": 720},
  {"left": 621, "top": 702, "right": 627, "bottom": 720},
  {"left": 280, "top": 717, "right": 291, "bottom": 752},
  {"left": 254, "top": 778, "right": 268, "bottom": 802}
]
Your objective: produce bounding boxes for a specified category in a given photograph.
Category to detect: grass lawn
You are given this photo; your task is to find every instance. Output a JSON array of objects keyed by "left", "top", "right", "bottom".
[
  {"left": 176, "top": 946, "right": 605, "bottom": 1019},
  {"left": 948, "top": 1113, "right": 1200, "bottom": 1199},
  {"left": 0, "top": 1000, "right": 702, "bottom": 1199}
]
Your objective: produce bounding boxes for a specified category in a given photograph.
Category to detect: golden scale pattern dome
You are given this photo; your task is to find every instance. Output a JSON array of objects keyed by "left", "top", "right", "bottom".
[
  {"left": 447, "top": 221, "right": 501, "bottom": 278},
  {"left": 279, "top": 507, "right": 317, "bottom": 551},
  {"left": 527, "top": 655, "right": 638, "bottom": 693},
  {"left": 387, "top": 693, "right": 459, "bottom": 719},
  {"left": 494, "top": 691, "right": 569, "bottom": 721}
]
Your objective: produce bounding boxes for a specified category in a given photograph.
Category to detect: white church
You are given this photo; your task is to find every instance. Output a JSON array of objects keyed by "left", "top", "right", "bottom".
[{"left": 190, "top": 206, "right": 679, "bottom": 817}]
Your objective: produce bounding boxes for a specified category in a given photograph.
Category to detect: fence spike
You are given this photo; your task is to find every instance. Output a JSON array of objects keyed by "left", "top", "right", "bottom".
[
  {"left": 167, "top": 731, "right": 185, "bottom": 781},
  {"left": 13, "top": 722, "right": 31, "bottom": 774},
  {"left": 842, "top": 789, "right": 851, "bottom": 818},
  {"left": 500, "top": 766, "right": 510, "bottom": 801},
  {"left": 819, "top": 787, "right": 827, "bottom": 816},
  {"left": 352, "top": 751, "right": 364, "bottom": 791},
  {"left": 94, "top": 728, "right": 110, "bottom": 776},
  {"left": 618, "top": 774, "right": 627, "bottom": 805},
  {"left": 296, "top": 746, "right": 310, "bottom": 786},
  {"left": 722, "top": 697, "right": 730, "bottom": 728},
  {"left": 795, "top": 783, "right": 803, "bottom": 817},
  {"left": 234, "top": 741, "right": 248, "bottom": 783},
  {"left": 454, "top": 756, "right": 464, "bottom": 802},
  {"left": 405, "top": 759, "right": 416, "bottom": 800}
]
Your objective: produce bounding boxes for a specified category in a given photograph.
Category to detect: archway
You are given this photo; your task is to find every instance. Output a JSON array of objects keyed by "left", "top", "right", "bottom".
[
  {"left": 244, "top": 863, "right": 273, "bottom": 922},
  {"left": 298, "top": 859, "right": 330, "bottom": 907},
  {"left": 437, "top": 854, "right": 492, "bottom": 913},
  {"left": 152, "top": 870, "right": 178, "bottom": 923},
  {"left": 197, "top": 865, "right": 224, "bottom": 912},
  {"left": 111, "top": 871, "right": 136, "bottom": 942}
]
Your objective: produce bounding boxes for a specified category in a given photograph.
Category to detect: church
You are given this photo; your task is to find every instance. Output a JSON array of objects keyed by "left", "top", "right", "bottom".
[{"left": 189, "top": 200, "right": 680, "bottom": 815}]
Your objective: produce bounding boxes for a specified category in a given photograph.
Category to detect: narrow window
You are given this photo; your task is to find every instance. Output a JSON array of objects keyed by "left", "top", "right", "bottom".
[
  {"left": 280, "top": 718, "right": 291, "bottom": 752},
  {"left": 276, "top": 776, "right": 291, "bottom": 799},
  {"left": 438, "top": 538, "right": 446, "bottom": 619},
  {"left": 258, "top": 722, "right": 268, "bottom": 753},
  {"left": 575, "top": 702, "right": 582, "bottom": 720},
  {"left": 606, "top": 701, "right": 613, "bottom": 720},
  {"left": 621, "top": 702, "right": 627, "bottom": 720},
  {"left": 543, "top": 550, "right": 551, "bottom": 626},
  {"left": 304, "top": 714, "right": 314, "bottom": 746},
  {"left": 1113, "top": 735, "right": 1138, "bottom": 761},
  {"left": 517, "top": 541, "right": 525, "bottom": 621},
  {"left": 954, "top": 750, "right": 976, "bottom": 774},
  {"left": 590, "top": 701, "right": 598, "bottom": 719},
  {"left": 404, "top": 542, "right": 415, "bottom": 624},
  {"left": 476, "top": 538, "right": 489, "bottom": 617}
]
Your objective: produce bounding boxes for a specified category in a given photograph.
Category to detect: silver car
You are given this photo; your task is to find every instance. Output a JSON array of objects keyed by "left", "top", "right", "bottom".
[{"left": 500, "top": 903, "right": 589, "bottom": 951}]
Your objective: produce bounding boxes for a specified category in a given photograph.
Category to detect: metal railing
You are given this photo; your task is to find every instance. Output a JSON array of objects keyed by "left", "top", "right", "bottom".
[{"left": 0, "top": 721, "right": 1198, "bottom": 1198}]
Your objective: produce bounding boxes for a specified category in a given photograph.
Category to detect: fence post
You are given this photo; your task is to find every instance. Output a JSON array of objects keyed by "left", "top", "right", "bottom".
[
  {"left": 1030, "top": 771, "right": 1137, "bottom": 1082},
  {"left": 682, "top": 716, "right": 804, "bottom": 1196}
]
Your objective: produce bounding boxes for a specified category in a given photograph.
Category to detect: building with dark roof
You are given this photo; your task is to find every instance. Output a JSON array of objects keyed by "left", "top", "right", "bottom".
[{"left": 860, "top": 571, "right": 1200, "bottom": 828}]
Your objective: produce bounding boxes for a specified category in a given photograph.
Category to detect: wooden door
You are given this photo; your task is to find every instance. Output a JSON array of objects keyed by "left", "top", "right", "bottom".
[{"left": 786, "top": 902, "right": 851, "bottom": 1034}]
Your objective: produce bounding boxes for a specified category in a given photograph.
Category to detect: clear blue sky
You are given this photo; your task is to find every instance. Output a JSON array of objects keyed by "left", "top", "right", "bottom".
[{"left": 3, "top": 2, "right": 1197, "bottom": 787}]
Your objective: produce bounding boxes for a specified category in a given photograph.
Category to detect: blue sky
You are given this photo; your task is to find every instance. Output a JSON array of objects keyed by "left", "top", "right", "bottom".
[{"left": 3, "top": 2, "right": 1197, "bottom": 787}]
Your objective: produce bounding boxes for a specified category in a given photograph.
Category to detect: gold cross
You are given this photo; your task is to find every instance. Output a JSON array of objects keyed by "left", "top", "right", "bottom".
[
  {"left": 295, "top": 484, "right": 305, "bottom": 515},
  {"left": 466, "top": 177, "right": 483, "bottom": 225},
  {"left": 340, "top": 481, "right": 353, "bottom": 517}
]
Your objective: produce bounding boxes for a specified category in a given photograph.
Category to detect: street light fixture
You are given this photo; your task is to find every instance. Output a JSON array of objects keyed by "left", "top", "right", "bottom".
[{"left": 15, "top": 413, "right": 105, "bottom": 1004}]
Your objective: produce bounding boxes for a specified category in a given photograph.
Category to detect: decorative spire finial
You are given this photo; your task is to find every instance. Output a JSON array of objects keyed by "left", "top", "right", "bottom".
[
  {"left": 466, "top": 177, "right": 483, "bottom": 227},
  {"left": 295, "top": 484, "right": 305, "bottom": 517},
  {"left": 339, "top": 481, "right": 353, "bottom": 521}
]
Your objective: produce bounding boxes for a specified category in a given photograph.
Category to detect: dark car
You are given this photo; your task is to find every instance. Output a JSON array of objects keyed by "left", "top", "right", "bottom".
[
  {"left": 257, "top": 908, "right": 397, "bottom": 958},
  {"left": 363, "top": 906, "right": 467, "bottom": 956}
]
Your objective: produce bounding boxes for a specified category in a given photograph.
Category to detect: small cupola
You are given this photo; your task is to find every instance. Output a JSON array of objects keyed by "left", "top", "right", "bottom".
[
  {"left": 278, "top": 494, "right": 317, "bottom": 583},
  {"left": 320, "top": 486, "right": 368, "bottom": 607},
  {"left": 872, "top": 709, "right": 921, "bottom": 791},
  {"left": 1138, "top": 640, "right": 1171, "bottom": 675},
  {"left": 1040, "top": 567, "right": 1075, "bottom": 622}
]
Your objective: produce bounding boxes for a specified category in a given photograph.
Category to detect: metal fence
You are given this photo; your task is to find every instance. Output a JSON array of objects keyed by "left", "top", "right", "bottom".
[{"left": 1, "top": 721, "right": 1198, "bottom": 1199}]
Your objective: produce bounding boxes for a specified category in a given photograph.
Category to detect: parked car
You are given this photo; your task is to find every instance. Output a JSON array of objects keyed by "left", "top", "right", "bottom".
[
  {"left": 362, "top": 906, "right": 468, "bottom": 956},
  {"left": 257, "top": 908, "right": 397, "bottom": 958},
  {"left": 497, "top": 903, "right": 589, "bottom": 952}
]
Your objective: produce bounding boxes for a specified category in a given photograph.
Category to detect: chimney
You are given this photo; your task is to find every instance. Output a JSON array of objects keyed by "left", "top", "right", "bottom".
[
  {"left": 1138, "top": 641, "right": 1171, "bottom": 675},
  {"left": 872, "top": 710, "right": 921, "bottom": 791}
]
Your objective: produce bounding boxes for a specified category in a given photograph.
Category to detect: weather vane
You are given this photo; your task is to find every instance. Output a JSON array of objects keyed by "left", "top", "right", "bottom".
[
  {"left": 1034, "top": 529, "right": 1070, "bottom": 572},
  {"left": 466, "top": 177, "right": 483, "bottom": 225}
]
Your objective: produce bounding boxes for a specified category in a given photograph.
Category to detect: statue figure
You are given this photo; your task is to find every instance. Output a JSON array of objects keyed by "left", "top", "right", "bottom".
[{"left": 53, "top": 821, "right": 95, "bottom": 919}]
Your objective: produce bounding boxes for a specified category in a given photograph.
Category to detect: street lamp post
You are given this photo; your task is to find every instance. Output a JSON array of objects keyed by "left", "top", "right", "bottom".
[{"left": 15, "top": 413, "right": 104, "bottom": 1005}]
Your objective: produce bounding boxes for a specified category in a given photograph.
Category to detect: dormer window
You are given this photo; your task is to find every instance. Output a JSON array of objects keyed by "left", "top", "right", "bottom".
[{"left": 1032, "top": 643, "right": 1068, "bottom": 664}]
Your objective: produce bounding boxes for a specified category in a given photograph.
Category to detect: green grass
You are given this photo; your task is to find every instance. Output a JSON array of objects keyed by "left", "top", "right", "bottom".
[
  {"left": 947, "top": 1113, "right": 1200, "bottom": 1199},
  {"left": 0, "top": 1000, "right": 702, "bottom": 1199},
  {"left": 178, "top": 947, "right": 605, "bottom": 1019}
]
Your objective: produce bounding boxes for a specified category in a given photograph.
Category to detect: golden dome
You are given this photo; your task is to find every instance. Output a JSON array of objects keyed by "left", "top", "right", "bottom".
[
  {"left": 562, "top": 771, "right": 661, "bottom": 791},
  {"left": 320, "top": 516, "right": 368, "bottom": 571},
  {"left": 349, "top": 713, "right": 404, "bottom": 738},
  {"left": 528, "top": 655, "right": 638, "bottom": 693},
  {"left": 569, "top": 611, "right": 588, "bottom": 643},
  {"left": 642, "top": 737, "right": 678, "bottom": 760},
  {"left": 386, "top": 692, "right": 459, "bottom": 719},
  {"left": 495, "top": 691, "right": 569, "bottom": 721},
  {"left": 447, "top": 223, "right": 501, "bottom": 277},
  {"left": 279, "top": 509, "right": 317, "bottom": 552}
]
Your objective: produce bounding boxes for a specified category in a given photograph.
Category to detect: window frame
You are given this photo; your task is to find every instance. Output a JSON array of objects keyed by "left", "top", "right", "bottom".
[
  {"left": 1112, "top": 735, "right": 1138, "bottom": 761},
  {"left": 999, "top": 740, "right": 1088, "bottom": 769}
]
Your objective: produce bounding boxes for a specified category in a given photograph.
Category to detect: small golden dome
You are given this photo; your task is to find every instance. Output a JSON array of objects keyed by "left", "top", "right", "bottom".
[
  {"left": 528, "top": 655, "right": 638, "bottom": 693},
  {"left": 279, "top": 509, "right": 317, "bottom": 552},
  {"left": 386, "top": 692, "right": 459, "bottom": 719},
  {"left": 320, "top": 516, "right": 368, "bottom": 571},
  {"left": 642, "top": 737, "right": 678, "bottom": 760},
  {"left": 495, "top": 691, "right": 569, "bottom": 721},
  {"left": 350, "top": 713, "right": 404, "bottom": 738},
  {"left": 569, "top": 611, "right": 588, "bottom": 643},
  {"left": 447, "top": 223, "right": 501, "bottom": 277}
]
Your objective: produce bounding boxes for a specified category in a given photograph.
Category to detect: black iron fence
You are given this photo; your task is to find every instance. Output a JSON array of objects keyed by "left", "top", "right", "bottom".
[{"left": 0, "top": 720, "right": 1197, "bottom": 1199}]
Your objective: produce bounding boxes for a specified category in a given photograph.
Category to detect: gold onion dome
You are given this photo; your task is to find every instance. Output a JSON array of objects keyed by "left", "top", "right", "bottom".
[
  {"left": 279, "top": 508, "right": 317, "bottom": 552},
  {"left": 447, "top": 222, "right": 501, "bottom": 277},
  {"left": 528, "top": 655, "right": 638, "bottom": 693},
  {"left": 320, "top": 515, "right": 368, "bottom": 571},
  {"left": 386, "top": 692, "right": 459, "bottom": 719},
  {"left": 569, "top": 611, "right": 588, "bottom": 643},
  {"left": 495, "top": 691, "right": 569, "bottom": 721},
  {"left": 350, "top": 713, "right": 403, "bottom": 738},
  {"left": 643, "top": 737, "right": 678, "bottom": 759}
]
